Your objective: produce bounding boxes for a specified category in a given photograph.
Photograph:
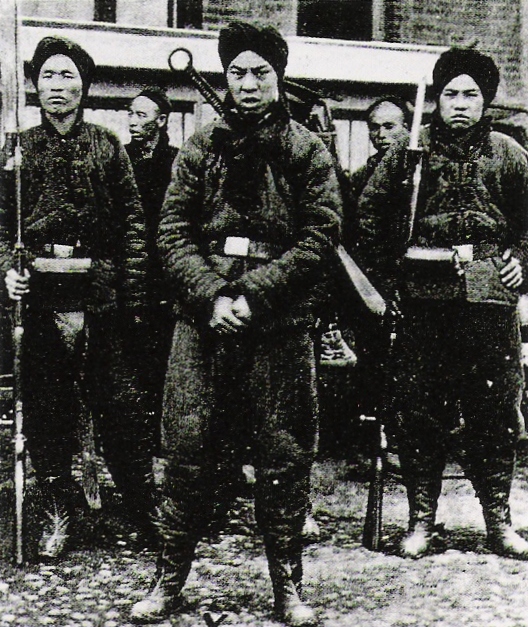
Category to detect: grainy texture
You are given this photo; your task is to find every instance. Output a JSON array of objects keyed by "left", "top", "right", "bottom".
[{"left": 2, "top": 458, "right": 528, "bottom": 626}]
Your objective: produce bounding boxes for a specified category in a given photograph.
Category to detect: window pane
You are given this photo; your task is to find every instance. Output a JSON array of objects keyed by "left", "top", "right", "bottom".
[{"left": 298, "top": 0, "right": 373, "bottom": 41}]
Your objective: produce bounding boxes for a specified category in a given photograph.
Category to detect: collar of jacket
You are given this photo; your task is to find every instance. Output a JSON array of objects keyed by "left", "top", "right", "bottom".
[
  {"left": 40, "top": 108, "right": 85, "bottom": 139},
  {"left": 429, "top": 114, "right": 492, "bottom": 161},
  {"left": 220, "top": 95, "right": 290, "bottom": 134},
  {"left": 127, "top": 128, "right": 171, "bottom": 161}
]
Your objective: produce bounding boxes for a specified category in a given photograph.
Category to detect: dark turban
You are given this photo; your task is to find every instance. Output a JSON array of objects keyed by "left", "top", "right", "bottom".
[
  {"left": 218, "top": 21, "right": 288, "bottom": 78},
  {"left": 136, "top": 87, "right": 172, "bottom": 115},
  {"left": 30, "top": 36, "right": 95, "bottom": 98},
  {"left": 432, "top": 48, "right": 500, "bottom": 106}
]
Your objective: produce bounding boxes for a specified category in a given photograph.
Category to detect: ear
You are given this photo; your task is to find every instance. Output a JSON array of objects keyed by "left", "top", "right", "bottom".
[{"left": 157, "top": 113, "right": 168, "bottom": 129}]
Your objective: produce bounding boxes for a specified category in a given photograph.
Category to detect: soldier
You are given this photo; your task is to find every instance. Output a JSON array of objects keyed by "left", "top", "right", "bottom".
[
  {"left": 357, "top": 47, "right": 528, "bottom": 559},
  {"left": 126, "top": 88, "right": 179, "bottom": 455},
  {"left": 349, "top": 96, "right": 410, "bottom": 203},
  {"left": 130, "top": 21, "right": 341, "bottom": 626},
  {"left": 0, "top": 36, "right": 154, "bottom": 558}
]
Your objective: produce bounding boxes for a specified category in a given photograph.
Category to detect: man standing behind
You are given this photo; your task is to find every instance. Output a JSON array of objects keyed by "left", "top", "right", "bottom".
[
  {"left": 349, "top": 96, "right": 409, "bottom": 204},
  {"left": 126, "top": 88, "right": 178, "bottom": 453},
  {"left": 131, "top": 20, "right": 341, "bottom": 627},
  {"left": 0, "top": 36, "right": 154, "bottom": 558}
]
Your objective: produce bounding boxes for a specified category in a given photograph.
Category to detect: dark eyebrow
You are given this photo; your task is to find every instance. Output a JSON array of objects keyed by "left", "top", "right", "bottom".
[{"left": 229, "top": 64, "right": 269, "bottom": 72}]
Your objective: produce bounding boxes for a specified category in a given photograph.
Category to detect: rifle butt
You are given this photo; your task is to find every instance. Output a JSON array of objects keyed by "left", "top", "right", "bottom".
[{"left": 362, "top": 453, "right": 384, "bottom": 551}]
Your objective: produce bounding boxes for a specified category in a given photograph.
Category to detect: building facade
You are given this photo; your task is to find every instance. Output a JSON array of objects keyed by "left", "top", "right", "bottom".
[{"left": 5, "top": 0, "right": 528, "bottom": 170}]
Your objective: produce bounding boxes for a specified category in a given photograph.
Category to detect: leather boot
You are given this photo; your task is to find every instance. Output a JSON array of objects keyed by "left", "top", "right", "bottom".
[
  {"left": 130, "top": 551, "right": 192, "bottom": 623},
  {"left": 268, "top": 556, "right": 318, "bottom": 627}
]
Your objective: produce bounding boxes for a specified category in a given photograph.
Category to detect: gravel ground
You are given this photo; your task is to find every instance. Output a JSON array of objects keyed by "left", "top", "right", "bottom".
[{"left": 2, "top": 457, "right": 528, "bottom": 627}]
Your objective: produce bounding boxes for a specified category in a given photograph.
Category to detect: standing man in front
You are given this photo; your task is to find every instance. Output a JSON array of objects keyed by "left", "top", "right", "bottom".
[
  {"left": 358, "top": 47, "right": 528, "bottom": 559},
  {"left": 131, "top": 21, "right": 341, "bottom": 626},
  {"left": 0, "top": 36, "right": 155, "bottom": 558},
  {"left": 126, "top": 88, "right": 179, "bottom": 456}
]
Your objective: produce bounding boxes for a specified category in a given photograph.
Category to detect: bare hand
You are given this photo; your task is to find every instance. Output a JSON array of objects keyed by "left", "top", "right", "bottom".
[
  {"left": 500, "top": 249, "right": 523, "bottom": 289},
  {"left": 209, "top": 295, "right": 249, "bottom": 335},
  {"left": 231, "top": 295, "right": 252, "bottom": 322},
  {"left": 5, "top": 268, "right": 30, "bottom": 301}
]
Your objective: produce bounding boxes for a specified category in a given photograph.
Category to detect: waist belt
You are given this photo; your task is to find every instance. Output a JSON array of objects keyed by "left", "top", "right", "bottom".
[
  {"left": 455, "top": 243, "right": 502, "bottom": 261},
  {"left": 209, "top": 236, "right": 279, "bottom": 261},
  {"left": 406, "top": 243, "right": 502, "bottom": 264}
]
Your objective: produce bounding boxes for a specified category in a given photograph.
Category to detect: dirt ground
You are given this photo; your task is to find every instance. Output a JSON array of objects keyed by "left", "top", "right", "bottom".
[{"left": 2, "top": 454, "right": 528, "bottom": 627}]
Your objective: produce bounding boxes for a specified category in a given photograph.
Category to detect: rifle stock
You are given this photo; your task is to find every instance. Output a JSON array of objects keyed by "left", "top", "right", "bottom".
[{"left": 362, "top": 417, "right": 386, "bottom": 551}]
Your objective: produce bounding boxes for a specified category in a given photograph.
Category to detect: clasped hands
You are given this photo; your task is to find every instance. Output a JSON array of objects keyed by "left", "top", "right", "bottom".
[{"left": 209, "top": 295, "right": 252, "bottom": 335}]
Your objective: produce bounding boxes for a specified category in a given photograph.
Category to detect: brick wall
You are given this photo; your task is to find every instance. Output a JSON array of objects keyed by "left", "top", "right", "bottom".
[
  {"left": 203, "top": 0, "right": 298, "bottom": 35},
  {"left": 391, "top": 0, "right": 526, "bottom": 104}
]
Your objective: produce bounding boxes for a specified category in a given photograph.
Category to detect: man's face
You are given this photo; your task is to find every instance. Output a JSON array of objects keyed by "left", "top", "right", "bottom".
[
  {"left": 439, "top": 74, "right": 484, "bottom": 130},
  {"left": 38, "top": 54, "right": 83, "bottom": 117},
  {"left": 226, "top": 51, "right": 279, "bottom": 116},
  {"left": 368, "top": 101, "right": 408, "bottom": 154},
  {"left": 128, "top": 96, "right": 166, "bottom": 144}
]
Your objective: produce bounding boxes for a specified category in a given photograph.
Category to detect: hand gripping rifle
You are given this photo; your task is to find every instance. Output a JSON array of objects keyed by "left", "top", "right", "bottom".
[
  {"left": 1, "top": 0, "right": 27, "bottom": 565},
  {"left": 167, "top": 48, "right": 386, "bottom": 318},
  {"left": 362, "top": 77, "right": 428, "bottom": 551}
]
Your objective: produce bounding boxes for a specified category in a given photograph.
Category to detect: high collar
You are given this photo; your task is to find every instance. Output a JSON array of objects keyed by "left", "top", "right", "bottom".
[
  {"left": 430, "top": 113, "right": 491, "bottom": 160},
  {"left": 221, "top": 94, "right": 290, "bottom": 136},
  {"left": 40, "top": 108, "right": 85, "bottom": 139}
]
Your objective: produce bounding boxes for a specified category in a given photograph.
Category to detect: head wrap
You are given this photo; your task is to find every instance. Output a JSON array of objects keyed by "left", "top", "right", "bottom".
[
  {"left": 30, "top": 36, "right": 95, "bottom": 98},
  {"left": 432, "top": 48, "right": 500, "bottom": 106},
  {"left": 218, "top": 21, "right": 288, "bottom": 78},
  {"left": 135, "top": 87, "right": 172, "bottom": 115}
]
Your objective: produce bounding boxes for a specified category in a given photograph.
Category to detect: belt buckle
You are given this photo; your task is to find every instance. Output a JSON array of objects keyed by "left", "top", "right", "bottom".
[
  {"left": 224, "top": 236, "right": 250, "bottom": 257},
  {"left": 453, "top": 244, "right": 473, "bottom": 263}
]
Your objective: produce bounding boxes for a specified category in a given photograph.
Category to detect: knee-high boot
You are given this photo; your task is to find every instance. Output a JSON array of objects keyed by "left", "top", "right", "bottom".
[
  {"left": 130, "top": 463, "right": 208, "bottom": 623},
  {"left": 130, "top": 539, "right": 197, "bottom": 624},
  {"left": 471, "top": 468, "right": 528, "bottom": 560},
  {"left": 398, "top": 443, "right": 444, "bottom": 559},
  {"left": 256, "top": 469, "right": 318, "bottom": 627},
  {"left": 265, "top": 543, "right": 317, "bottom": 627}
]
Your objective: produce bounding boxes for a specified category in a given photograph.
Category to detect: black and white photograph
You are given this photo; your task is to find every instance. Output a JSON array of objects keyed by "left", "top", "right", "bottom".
[{"left": 2, "top": 1, "right": 528, "bottom": 626}]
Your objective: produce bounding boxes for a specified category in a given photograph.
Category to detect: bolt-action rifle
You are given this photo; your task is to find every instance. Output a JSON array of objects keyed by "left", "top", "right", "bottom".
[
  {"left": 1, "top": 0, "right": 27, "bottom": 565},
  {"left": 362, "top": 76, "right": 428, "bottom": 551}
]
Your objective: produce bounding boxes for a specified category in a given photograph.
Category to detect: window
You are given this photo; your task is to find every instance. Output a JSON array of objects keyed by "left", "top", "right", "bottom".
[
  {"left": 298, "top": 0, "right": 392, "bottom": 41},
  {"left": 169, "top": 0, "right": 203, "bottom": 29},
  {"left": 94, "top": 0, "right": 116, "bottom": 22}
]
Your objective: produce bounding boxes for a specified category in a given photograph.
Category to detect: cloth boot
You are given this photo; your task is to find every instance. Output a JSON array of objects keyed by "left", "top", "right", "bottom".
[
  {"left": 130, "top": 546, "right": 194, "bottom": 623},
  {"left": 400, "top": 476, "right": 442, "bottom": 559},
  {"left": 267, "top": 550, "right": 317, "bottom": 627},
  {"left": 474, "top": 472, "right": 528, "bottom": 560}
]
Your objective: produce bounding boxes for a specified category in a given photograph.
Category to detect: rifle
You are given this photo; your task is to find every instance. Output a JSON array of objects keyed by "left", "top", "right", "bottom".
[
  {"left": 361, "top": 415, "right": 387, "bottom": 551},
  {"left": 361, "top": 78, "right": 427, "bottom": 551},
  {"left": 167, "top": 47, "right": 387, "bottom": 319},
  {"left": 1, "top": 0, "right": 27, "bottom": 565}
]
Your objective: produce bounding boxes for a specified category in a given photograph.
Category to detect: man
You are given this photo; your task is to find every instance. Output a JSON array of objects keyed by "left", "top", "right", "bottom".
[
  {"left": 344, "top": 98, "right": 409, "bottom": 450},
  {"left": 131, "top": 21, "right": 341, "bottom": 626},
  {"left": 126, "top": 88, "right": 179, "bottom": 454},
  {"left": 0, "top": 36, "right": 154, "bottom": 558},
  {"left": 357, "top": 47, "right": 528, "bottom": 559},
  {"left": 349, "top": 96, "right": 409, "bottom": 204}
]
